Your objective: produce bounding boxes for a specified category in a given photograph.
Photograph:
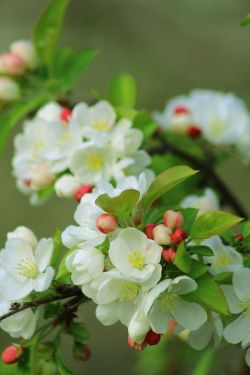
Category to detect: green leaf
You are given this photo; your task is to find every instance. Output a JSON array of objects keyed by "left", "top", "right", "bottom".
[
  {"left": 69, "top": 322, "right": 89, "bottom": 342},
  {"left": 186, "top": 274, "right": 230, "bottom": 315},
  {"left": 189, "top": 259, "right": 208, "bottom": 279},
  {"left": 33, "top": 0, "right": 70, "bottom": 66},
  {"left": 95, "top": 189, "right": 140, "bottom": 220},
  {"left": 179, "top": 208, "right": 198, "bottom": 232},
  {"left": 55, "top": 246, "right": 77, "bottom": 283},
  {"left": 141, "top": 166, "right": 198, "bottom": 210},
  {"left": 55, "top": 348, "right": 74, "bottom": 375},
  {"left": 107, "top": 73, "right": 137, "bottom": 108},
  {"left": 36, "top": 183, "right": 55, "bottom": 202},
  {"left": 173, "top": 242, "right": 192, "bottom": 273},
  {"left": 188, "top": 246, "right": 214, "bottom": 256},
  {"left": 51, "top": 229, "right": 63, "bottom": 266},
  {"left": 192, "top": 348, "right": 215, "bottom": 375},
  {"left": 213, "top": 272, "right": 232, "bottom": 284},
  {"left": 0, "top": 97, "right": 47, "bottom": 153},
  {"left": 241, "top": 13, "right": 250, "bottom": 27},
  {"left": 60, "top": 48, "right": 99, "bottom": 92},
  {"left": 191, "top": 211, "right": 243, "bottom": 240},
  {"left": 241, "top": 220, "right": 250, "bottom": 239}
]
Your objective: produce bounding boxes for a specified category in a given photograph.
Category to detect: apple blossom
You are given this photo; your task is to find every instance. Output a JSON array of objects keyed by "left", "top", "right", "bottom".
[
  {"left": 180, "top": 188, "right": 219, "bottom": 216},
  {"left": 7, "top": 226, "right": 38, "bottom": 250}
]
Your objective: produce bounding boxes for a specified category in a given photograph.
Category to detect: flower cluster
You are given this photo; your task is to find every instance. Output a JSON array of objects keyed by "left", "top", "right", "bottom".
[
  {"left": 0, "top": 40, "right": 38, "bottom": 102},
  {"left": 153, "top": 89, "right": 250, "bottom": 164},
  {"left": 12, "top": 100, "right": 153, "bottom": 205}
]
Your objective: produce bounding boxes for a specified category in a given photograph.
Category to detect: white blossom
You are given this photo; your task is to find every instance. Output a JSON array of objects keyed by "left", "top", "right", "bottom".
[{"left": 180, "top": 188, "right": 219, "bottom": 216}]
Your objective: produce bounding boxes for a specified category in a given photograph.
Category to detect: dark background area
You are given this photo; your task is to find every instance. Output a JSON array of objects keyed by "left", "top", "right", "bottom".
[{"left": 0, "top": 1, "right": 250, "bottom": 374}]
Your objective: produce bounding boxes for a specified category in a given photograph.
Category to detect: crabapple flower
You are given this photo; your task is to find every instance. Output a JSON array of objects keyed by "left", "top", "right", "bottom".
[
  {"left": 180, "top": 188, "right": 219, "bottom": 216},
  {"left": 0, "top": 236, "right": 54, "bottom": 300},
  {"left": 223, "top": 268, "right": 250, "bottom": 345},
  {"left": 0, "top": 77, "right": 20, "bottom": 101},
  {"left": 66, "top": 240, "right": 105, "bottom": 295},
  {"left": 93, "top": 268, "right": 161, "bottom": 326},
  {"left": 201, "top": 236, "right": 243, "bottom": 275},
  {"left": 188, "top": 312, "right": 223, "bottom": 350},
  {"left": 7, "top": 226, "right": 38, "bottom": 250},
  {"left": 144, "top": 276, "right": 207, "bottom": 333},
  {"left": 109, "top": 228, "right": 162, "bottom": 284},
  {"left": 128, "top": 306, "right": 150, "bottom": 344},
  {"left": 10, "top": 40, "right": 38, "bottom": 70}
]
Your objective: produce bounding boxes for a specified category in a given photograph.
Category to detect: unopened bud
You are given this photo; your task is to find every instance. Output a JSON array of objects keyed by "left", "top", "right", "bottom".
[
  {"left": 0, "top": 77, "right": 20, "bottom": 101},
  {"left": 73, "top": 343, "right": 91, "bottom": 362},
  {"left": 153, "top": 224, "right": 172, "bottom": 245},
  {"left": 171, "top": 228, "right": 187, "bottom": 244},
  {"left": 145, "top": 224, "right": 156, "bottom": 239},
  {"left": 74, "top": 184, "right": 93, "bottom": 202},
  {"left": 162, "top": 248, "right": 176, "bottom": 263},
  {"left": 187, "top": 125, "right": 202, "bottom": 139},
  {"left": 127, "top": 336, "right": 146, "bottom": 351},
  {"left": 10, "top": 40, "right": 38, "bottom": 70},
  {"left": 145, "top": 330, "right": 161, "bottom": 346},
  {"left": 0, "top": 53, "right": 26, "bottom": 76},
  {"left": 1, "top": 345, "right": 22, "bottom": 365},
  {"left": 163, "top": 210, "right": 183, "bottom": 230},
  {"left": 7, "top": 226, "right": 37, "bottom": 249},
  {"left": 30, "top": 164, "right": 55, "bottom": 190},
  {"left": 234, "top": 233, "right": 244, "bottom": 242},
  {"left": 96, "top": 214, "right": 118, "bottom": 234},
  {"left": 55, "top": 175, "right": 81, "bottom": 198},
  {"left": 60, "top": 107, "right": 72, "bottom": 123}
]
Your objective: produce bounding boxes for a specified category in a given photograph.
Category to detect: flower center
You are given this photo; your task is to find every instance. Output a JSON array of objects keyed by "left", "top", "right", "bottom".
[
  {"left": 128, "top": 250, "right": 145, "bottom": 270},
  {"left": 159, "top": 292, "right": 179, "bottom": 313},
  {"left": 210, "top": 120, "right": 225, "bottom": 136},
  {"left": 119, "top": 282, "right": 140, "bottom": 301},
  {"left": 213, "top": 254, "right": 231, "bottom": 268},
  {"left": 57, "top": 133, "right": 72, "bottom": 145},
  {"left": 86, "top": 154, "right": 103, "bottom": 171},
  {"left": 92, "top": 121, "right": 110, "bottom": 132},
  {"left": 16, "top": 257, "right": 38, "bottom": 279},
  {"left": 240, "top": 298, "right": 250, "bottom": 317}
]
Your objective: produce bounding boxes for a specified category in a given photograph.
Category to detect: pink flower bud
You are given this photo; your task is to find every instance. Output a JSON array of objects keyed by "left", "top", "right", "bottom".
[
  {"left": 127, "top": 336, "right": 146, "bottom": 351},
  {"left": 0, "top": 77, "right": 20, "bottom": 101},
  {"left": 153, "top": 224, "right": 172, "bottom": 245},
  {"left": 30, "top": 163, "right": 55, "bottom": 190},
  {"left": 60, "top": 107, "right": 72, "bottom": 123},
  {"left": 145, "top": 330, "right": 161, "bottom": 346},
  {"left": 145, "top": 224, "right": 156, "bottom": 239},
  {"left": 1, "top": 345, "right": 22, "bottom": 365},
  {"left": 187, "top": 125, "right": 202, "bottom": 139},
  {"left": 10, "top": 40, "right": 38, "bottom": 70},
  {"left": 162, "top": 248, "right": 176, "bottom": 263},
  {"left": 234, "top": 233, "right": 244, "bottom": 242},
  {"left": 0, "top": 53, "right": 26, "bottom": 76},
  {"left": 74, "top": 184, "right": 93, "bottom": 202},
  {"left": 171, "top": 228, "right": 187, "bottom": 244},
  {"left": 96, "top": 214, "right": 118, "bottom": 234},
  {"left": 163, "top": 210, "right": 184, "bottom": 230}
]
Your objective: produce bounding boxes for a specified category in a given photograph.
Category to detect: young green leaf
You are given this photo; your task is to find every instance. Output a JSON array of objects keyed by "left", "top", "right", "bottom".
[
  {"left": 185, "top": 274, "right": 230, "bottom": 315},
  {"left": 179, "top": 208, "right": 198, "bottom": 232},
  {"left": 188, "top": 246, "right": 214, "bottom": 256},
  {"left": 69, "top": 322, "right": 89, "bottom": 342},
  {"left": 241, "top": 13, "right": 250, "bottom": 27},
  {"left": 33, "top": 0, "right": 70, "bottom": 66},
  {"left": 141, "top": 166, "right": 198, "bottom": 210},
  {"left": 173, "top": 242, "right": 192, "bottom": 273},
  {"left": 241, "top": 220, "right": 250, "bottom": 239},
  {"left": 95, "top": 189, "right": 140, "bottom": 220},
  {"left": 51, "top": 229, "right": 63, "bottom": 267},
  {"left": 107, "top": 73, "right": 137, "bottom": 108},
  {"left": 191, "top": 211, "right": 243, "bottom": 240},
  {"left": 189, "top": 259, "right": 208, "bottom": 279}
]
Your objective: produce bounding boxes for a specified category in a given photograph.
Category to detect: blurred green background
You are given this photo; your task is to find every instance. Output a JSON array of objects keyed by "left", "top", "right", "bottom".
[{"left": 1, "top": 0, "right": 250, "bottom": 374}]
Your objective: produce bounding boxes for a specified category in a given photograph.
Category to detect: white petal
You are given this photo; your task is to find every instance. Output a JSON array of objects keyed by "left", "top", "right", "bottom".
[
  {"left": 224, "top": 314, "right": 250, "bottom": 344},
  {"left": 34, "top": 267, "right": 54, "bottom": 292},
  {"left": 173, "top": 299, "right": 207, "bottom": 330},
  {"left": 35, "top": 238, "right": 53, "bottom": 272},
  {"left": 221, "top": 285, "right": 244, "bottom": 314},
  {"left": 233, "top": 268, "right": 250, "bottom": 300},
  {"left": 149, "top": 300, "right": 170, "bottom": 334},
  {"left": 188, "top": 321, "right": 212, "bottom": 350},
  {"left": 96, "top": 302, "right": 119, "bottom": 325},
  {"left": 171, "top": 276, "right": 197, "bottom": 295}
]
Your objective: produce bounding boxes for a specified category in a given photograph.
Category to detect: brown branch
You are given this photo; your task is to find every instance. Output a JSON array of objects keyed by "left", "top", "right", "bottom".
[
  {"left": 148, "top": 138, "right": 248, "bottom": 219},
  {"left": 0, "top": 285, "right": 86, "bottom": 322}
]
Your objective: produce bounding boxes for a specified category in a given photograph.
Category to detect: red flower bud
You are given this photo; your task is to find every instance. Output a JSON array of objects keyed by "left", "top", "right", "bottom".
[
  {"left": 171, "top": 228, "right": 187, "bottom": 244},
  {"left": 60, "top": 107, "right": 72, "bottom": 123},
  {"left": 162, "top": 248, "right": 176, "bottom": 263},
  {"left": 145, "top": 330, "right": 161, "bottom": 346},
  {"left": 145, "top": 224, "right": 156, "bottom": 239},
  {"left": 187, "top": 125, "right": 202, "bottom": 139},
  {"left": 96, "top": 214, "right": 118, "bottom": 234},
  {"left": 1, "top": 345, "right": 22, "bottom": 365},
  {"left": 234, "top": 233, "right": 244, "bottom": 242},
  {"left": 163, "top": 210, "right": 183, "bottom": 230},
  {"left": 74, "top": 184, "right": 93, "bottom": 202},
  {"left": 127, "top": 336, "right": 146, "bottom": 351},
  {"left": 73, "top": 343, "right": 91, "bottom": 362},
  {"left": 173, "top": 106, "right": 189, "bottom": 115}
]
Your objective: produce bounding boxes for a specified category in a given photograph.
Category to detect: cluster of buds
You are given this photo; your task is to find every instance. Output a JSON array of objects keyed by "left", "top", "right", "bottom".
[
  {"left": 0, "top": 40, "right": 38, "bottom": 102},
  {"left": 170, "top": 106, "right": 202, "bottom": 139},
  {"left": 145, "top": 210, "right": 187, "bottom": 263}
]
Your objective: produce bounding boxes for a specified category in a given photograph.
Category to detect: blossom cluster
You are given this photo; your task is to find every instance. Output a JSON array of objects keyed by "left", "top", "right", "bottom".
[
  {"left": 0, "top": 40, "right": 38, "bottom": 102},
  {"left": 60, "top": 177, "right": 250, "bottom": 365},
  {"left": 153, "top": 89, "right": 250, "bottom": 164},
  {"left": 12, "top": 100, "right": 153, "bottom": 205}
]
